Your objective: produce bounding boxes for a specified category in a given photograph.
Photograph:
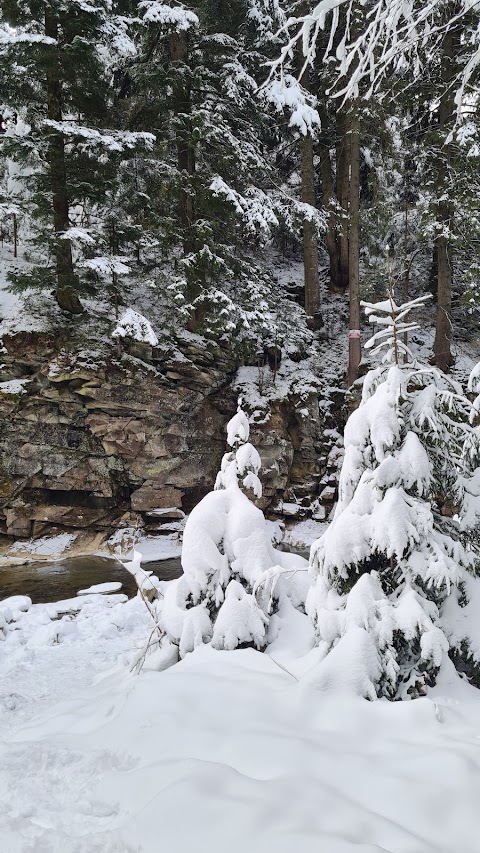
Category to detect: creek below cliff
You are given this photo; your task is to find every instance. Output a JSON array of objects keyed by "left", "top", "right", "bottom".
[{"left": 0, "top": 554, "right": 183, "bottom": 604}]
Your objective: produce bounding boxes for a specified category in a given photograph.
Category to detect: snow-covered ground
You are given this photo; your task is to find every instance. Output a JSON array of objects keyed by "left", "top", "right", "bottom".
[
  {"left": 282, "top": 518, "right": 329, "bottom": 552},
  {"left": 1, "top": 583, "right": 480, "bottom": 852},
  {"left": 0, "top": 591, "right": 151, "bottom": 733}
]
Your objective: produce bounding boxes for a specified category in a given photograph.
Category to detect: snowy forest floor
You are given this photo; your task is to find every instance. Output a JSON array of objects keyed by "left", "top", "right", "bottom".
[{"left": 1, "top": 586, "right": 480, "bottom": 853}]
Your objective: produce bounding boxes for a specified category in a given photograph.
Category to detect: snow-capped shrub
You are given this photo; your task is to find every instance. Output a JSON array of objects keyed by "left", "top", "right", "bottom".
[
  {"left": 112, "top": 307, "right": 158, "bottom": 346},
  {"left": 160, "top": 404, "right": 279, "bottom": 656},
  {"left": 307, "top": 293, "right": 480, "bottom": 699}
]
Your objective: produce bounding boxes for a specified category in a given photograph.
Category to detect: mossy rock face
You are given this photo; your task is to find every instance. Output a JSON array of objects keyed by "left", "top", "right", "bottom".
[
  {"left": 127, "top": 341, "right": 153, "bottom": 362},
  {"left": 49, "top": 370, "right": 95, "bottom": 384},
  {"left": 0, "top": 475, "right": 16, "bottom": 498},
  {"left": 101, "top": 440, "right": 118, "bottom": 457},
  {"left": 0, "top": 390, "right": 23, "bottom": 402}
]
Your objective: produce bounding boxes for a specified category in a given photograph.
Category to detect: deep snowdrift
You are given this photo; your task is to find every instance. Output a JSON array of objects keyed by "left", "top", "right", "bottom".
[{"left": 1, "top": 589, "right": 480, "bottom": 853}]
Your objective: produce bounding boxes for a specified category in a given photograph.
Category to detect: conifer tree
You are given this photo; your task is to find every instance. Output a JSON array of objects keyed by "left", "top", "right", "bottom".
[
  {"left": 307, "top": 290, "right": 480, "bottom": 699},
  {"left": 160, "top": 405, "right": 279, "bottom": 657},
  {"left": 0, "top": 0, "right": 146, "bottom": 313},
  {"left": 131, "top": 1, "right": 312, "bottom": 344}
]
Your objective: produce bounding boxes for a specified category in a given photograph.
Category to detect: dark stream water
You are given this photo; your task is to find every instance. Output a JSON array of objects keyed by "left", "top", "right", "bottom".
[{"left": 0, "top": 555, "right": 183, "bottom": 604}]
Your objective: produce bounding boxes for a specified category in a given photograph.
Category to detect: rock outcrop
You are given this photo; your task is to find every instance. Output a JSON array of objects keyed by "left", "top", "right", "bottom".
[{"left": 0, "top": 332, "right": 346, "bottom": 541}]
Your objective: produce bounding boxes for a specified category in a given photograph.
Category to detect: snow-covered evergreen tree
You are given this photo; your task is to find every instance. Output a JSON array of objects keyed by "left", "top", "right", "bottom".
[
  {"left": 160, "top": 404, "right": 279, "bottom": 657},
  {"left": 307, "top": 290, "right": 480, "bottom": 699},
  {"left": 0, "top": 0, "right": 150, "bottom": 313},
  {"left": 130, "top": 0, "right": 314, "bottom": 349}
]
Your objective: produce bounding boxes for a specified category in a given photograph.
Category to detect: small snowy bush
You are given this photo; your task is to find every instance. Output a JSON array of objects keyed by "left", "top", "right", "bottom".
[
  {"left": 112, "top": 307, "right": 158, "bottom": 346},
  {"left": 307, "top": 293, "right": 480, "bottom": 699},
  {"left": 159, "top": 405, "right": 279, "bottom": 657}
]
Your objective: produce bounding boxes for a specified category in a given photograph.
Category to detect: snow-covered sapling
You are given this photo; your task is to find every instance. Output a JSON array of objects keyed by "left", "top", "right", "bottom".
[
  {"left": 307, "top": 290, "right": 480, "bottom": 699},
  {"left": 159, "top": 403, "right": 280, "bottom": 658},
  {"left": 82, "top": 255, "right": 131, "bottom": 325}
]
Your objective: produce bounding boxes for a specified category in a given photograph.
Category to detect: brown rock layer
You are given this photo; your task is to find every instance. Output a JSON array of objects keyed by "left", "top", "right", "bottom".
[{"left": 0, "top": 334, "right": 345, "bottom": 540}]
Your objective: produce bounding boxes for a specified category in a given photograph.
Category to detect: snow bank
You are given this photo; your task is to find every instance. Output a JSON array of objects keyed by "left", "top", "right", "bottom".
[
  {"left": 77, "top": 581, "right": 122, "bottom": 595},
  {"left": 0, "top": 590, "right": 151, "bottom": 731},
  {"left": 9, "top": 532, "right": 78, "bottom": 557},
  {"left": 2, "top": 646, "right": 480, "bottom": 852}
]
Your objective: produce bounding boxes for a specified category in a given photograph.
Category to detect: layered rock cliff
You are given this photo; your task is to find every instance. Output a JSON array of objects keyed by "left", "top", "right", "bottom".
[{"left": 0, "top": 330, "right": 345, "bottom": 543}]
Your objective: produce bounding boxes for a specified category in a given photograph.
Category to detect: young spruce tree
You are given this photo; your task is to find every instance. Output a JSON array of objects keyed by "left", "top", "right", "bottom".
[
  {"left": 307, "top": 289, "right": 480, "bottom": 699},
  {"left": 160, "top": 404, "right": 279, "bottom": 658}
]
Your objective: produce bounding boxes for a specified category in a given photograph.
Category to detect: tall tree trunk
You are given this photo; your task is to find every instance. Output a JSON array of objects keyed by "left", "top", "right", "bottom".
[
  {"left": 170, "top": 31, "right": 195, "bottom": 258},
  {"left": 434, "top": 235, "right": 452, "bottom": 371},
  {"left": 336, "top": 108, "right": 351, "bottom": 292},
  {"left": 44, "top": 8, "right": 82, "bottom": 315},
  {"left": 433, "top": 17, "right": 457, "bottom": 372},
  {"left": 402, "top": 200, "right": 409, "bottom": 361},
  {"left": 300, "top": 131, "right": 320, "bottom": 321},
  {"left": 318, "top": 100, "right": 343, "bottom": 292},
  {"left": 347, "top": 106, "right": 361, "bottom": 386},
  {"left": 297, "top": 50, "right": 320, "bottom": 323},
  {"left": 12, "top": 212, "right": 17, "bottom": 259}
]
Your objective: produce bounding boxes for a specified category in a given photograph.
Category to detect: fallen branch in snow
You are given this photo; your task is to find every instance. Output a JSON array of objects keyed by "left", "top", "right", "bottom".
[
  {"left": 253, "top": 564, "right": 309, "bottom": 611},
  {"left": 130, "top": 623, "right": 164, "bottom": 674},
  {"left": 117, "top": 538, "right": 168, "bottom": 673},
  {"left": 266, "top": 653, "right": 300, "bottom": 683}
]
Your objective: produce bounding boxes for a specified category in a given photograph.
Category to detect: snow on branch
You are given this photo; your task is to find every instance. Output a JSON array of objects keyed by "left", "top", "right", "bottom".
[
  {"left": 271, "top": 0, "right": 480, "bottom": 116},
  {"left": 59, "top": 227, "right": 95, "bottom": 245},
  {"left": 82, "top": 255, "right": 131, "bottom": 278},
  {"left": 100, "top": 16, "right": 137, "bottom": 67},
  {"left": 0, "top": 202, "right": 22, "bottom": 218},
  {"left": 209, "top": 177, "right": 279, "bottom": 237},
  {"left": 468, "top": 361, "right": 480, "bottom": 394},
  {"left": 361, "top": 293, "right": 432, "bottom": 365},
  {"left": 261, "top": 75, "right": 320, "bottom": 137},
  {"left": 216, "top": 404, "right": 262, "bottom": 498},
  {"left": 43, "top": 121, "right": 155, "bottom": 152},
  {"left": 226, "top": 408, "right": 250, "bottom": 447},
  {"left": 68, "top": 0, "right": 106, "bottom": 13},
  {"left": 139, "top": 2, "right": 199, "bottom": 31},
  {"left": 0, "top": 26, "right": 56, "bottom": 46},
  {"left": 247, "top": 0, "right": 286, "bottom": 45},
  {"left": 467, "top": 362, "right": 480, "bottom": 422}
]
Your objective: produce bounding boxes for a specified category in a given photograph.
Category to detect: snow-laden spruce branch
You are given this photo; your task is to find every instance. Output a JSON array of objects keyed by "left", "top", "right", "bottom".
[
  {"left": 361, "top": 292, "right": 432, "bottom": 365},
  {"left": 120, "top": 549, "right": 166, "bottom": 674},
  {"left": 269, "top": 0, "right": 480, "bottom": 116},
  {"left": 139, "top": 2, "right": 199, "bottom": 31},
  {"left": 43, "top": 121, "right": 155, "bottom": 153}
]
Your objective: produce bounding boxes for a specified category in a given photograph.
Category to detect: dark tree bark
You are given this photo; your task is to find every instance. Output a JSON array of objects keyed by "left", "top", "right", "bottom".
[
  {"left": 434, "top": 234, "right": 453, "bottom": 371},
  {"left": 297, "top": 50, "right": 320, "bottom": 322},
  {"left": 433, "top": 16, "right": 458, "bottom": 372},
  {"left": 336, "top": 108, "right": 351, "bottom": 292},
  {"left": 318, "top": 100, "right": 344, "bottom": 292},
  {"left": 314, "top": 16, "right": 350, "bottom": 294},
  {"left": 300, "top": 131, "right": 320, "bottom": 320},
  {"left": 347, "top": 106, "right": 361, "bottom": 387},
  {"left": 44, "top": 7, "right": 83, "bottom": 314},
  {"left": 12, "top": 212, "right": 17, "bottom": 258}
]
